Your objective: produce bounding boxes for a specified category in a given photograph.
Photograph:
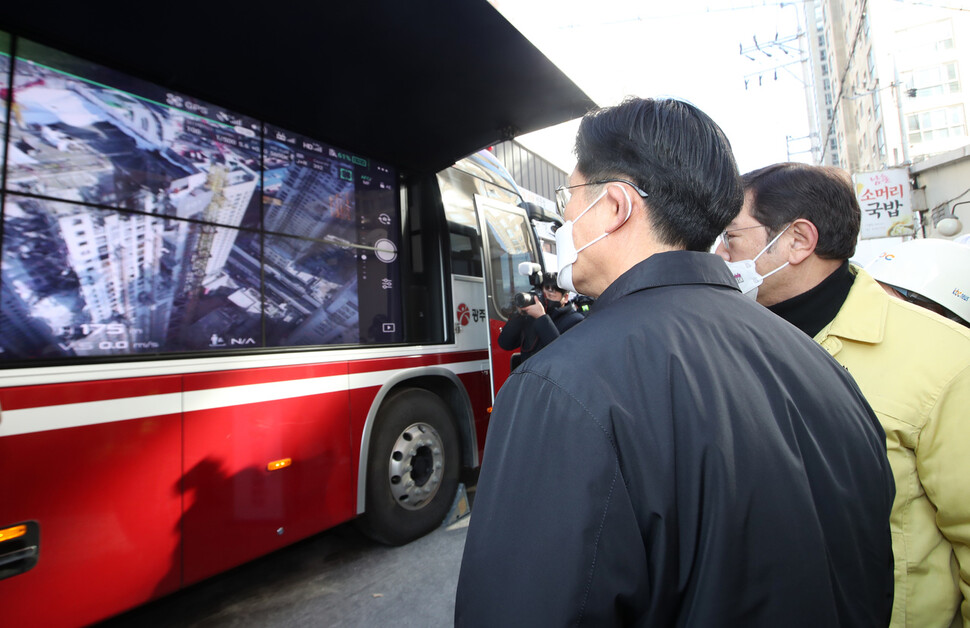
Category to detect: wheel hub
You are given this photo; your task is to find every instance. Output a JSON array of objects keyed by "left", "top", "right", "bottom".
[{"left": 388, "top": 422, "right": 445, "bottom": 511}]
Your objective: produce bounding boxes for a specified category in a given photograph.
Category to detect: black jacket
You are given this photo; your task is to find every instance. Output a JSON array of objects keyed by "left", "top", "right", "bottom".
[
  {"left": 456, "top": 251, "right": 894, "bottom": 627},
  {"left": 497, "top": 302, "right": 584, "bottom": 363}
]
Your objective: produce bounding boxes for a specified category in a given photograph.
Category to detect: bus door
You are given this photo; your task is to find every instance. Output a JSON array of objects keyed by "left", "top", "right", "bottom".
[
  {"left": 472, "top": 194, "right": 544, "bottom": 399},
  {"left": 446, "top": 214, "right": 491, "bottom": 363}
]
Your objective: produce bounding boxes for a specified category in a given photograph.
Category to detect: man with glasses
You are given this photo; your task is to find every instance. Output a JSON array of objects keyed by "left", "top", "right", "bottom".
[
  {"left": 715, "top": 162, "right": 970, "bottom": 628},
  {"left": 456, "top": 99, "right": 894, "bottom": 627}
]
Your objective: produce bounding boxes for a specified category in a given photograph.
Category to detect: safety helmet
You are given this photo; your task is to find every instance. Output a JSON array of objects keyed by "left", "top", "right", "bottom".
[{"left": 865, "top": 238, "right": 970, "bottom": 325}]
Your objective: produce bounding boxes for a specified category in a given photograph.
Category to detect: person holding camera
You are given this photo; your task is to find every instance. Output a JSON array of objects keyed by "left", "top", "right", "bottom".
[{"left": 497, "top": 271, "right": 583, "bottom": 366}]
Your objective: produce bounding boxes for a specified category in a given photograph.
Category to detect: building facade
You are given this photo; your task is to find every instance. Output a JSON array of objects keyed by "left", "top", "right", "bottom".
[
  {"left": 490, "top": 140, "right": 568, "bottom": 213},
  {"left": 804, "top": 0, "right": 970, "bottom": 173}
]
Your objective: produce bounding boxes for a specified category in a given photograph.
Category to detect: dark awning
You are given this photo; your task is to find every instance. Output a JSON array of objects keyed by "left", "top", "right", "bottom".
[{"left": 0, "top": 1, "right": 595, "bottom": 174}]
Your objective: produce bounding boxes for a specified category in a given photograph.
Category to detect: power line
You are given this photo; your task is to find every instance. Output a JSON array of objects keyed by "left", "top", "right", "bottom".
[
  {"left": 927, "top": 186, "right": 970, "bottom": 215},
  {"left": 558, "top": 0, "right": 812, "bottom": 28},
  {"left": 818, "top": 0, "right": 870, "bottom": 165},
  {"left": 889, "top": 0, "right": 969, "bottom": 11}
]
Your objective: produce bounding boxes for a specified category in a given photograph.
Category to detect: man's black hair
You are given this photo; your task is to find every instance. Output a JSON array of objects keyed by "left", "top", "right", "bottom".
[
  {"left": 574, "top": 97, "right": 744, "bottom": 251},
  {"left": 742, "top": 162, "right": 860, "bottom": 260}
]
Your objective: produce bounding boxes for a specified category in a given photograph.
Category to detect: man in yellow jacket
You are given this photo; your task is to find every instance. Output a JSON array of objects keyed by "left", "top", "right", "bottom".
[{"left": 715, "top": 162, "right": 970, "bottom": 628}]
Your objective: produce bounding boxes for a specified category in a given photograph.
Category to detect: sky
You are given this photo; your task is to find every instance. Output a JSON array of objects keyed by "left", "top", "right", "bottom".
[
  {"left": 490, "top": 0, "right": 816, "bottom": 175},
  {"left": 490, "top": 0, "right": 908, "bottom": 264}
]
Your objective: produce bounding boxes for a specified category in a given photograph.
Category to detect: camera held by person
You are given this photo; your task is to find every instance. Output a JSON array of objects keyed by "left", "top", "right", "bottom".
[
  {"left": 511, "top": 261, "right": 543, "bottom": 311},
  {"left": 499, "top": 265, "right": 584, "bottom": 368},
  {"left": 513, "top": 289, "right": 539, "bottom": 308}
]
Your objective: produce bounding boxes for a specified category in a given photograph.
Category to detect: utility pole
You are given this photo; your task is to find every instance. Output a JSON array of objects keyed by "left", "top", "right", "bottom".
[
  {"left": 893, "top": 61, "right": 912, "bottom": 165},
  {"left": 740, "top": 3, "right": 820, "bottom": 163}
]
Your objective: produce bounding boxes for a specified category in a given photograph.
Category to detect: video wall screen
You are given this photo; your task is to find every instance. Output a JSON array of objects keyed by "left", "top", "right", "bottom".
[{"left": 0, "top": 35, "right": 403, "bottom": 363}]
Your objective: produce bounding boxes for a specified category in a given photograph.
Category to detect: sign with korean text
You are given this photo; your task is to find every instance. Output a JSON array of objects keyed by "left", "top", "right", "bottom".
[{"left": 853, "top": 169, "right": 914, "bottom": 239}]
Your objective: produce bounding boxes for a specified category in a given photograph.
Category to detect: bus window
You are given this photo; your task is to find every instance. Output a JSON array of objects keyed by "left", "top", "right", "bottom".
[
  {"left": 478, "top": 199, "right": 540, "bottom": 317},
  {"left": 449, "top": 223, "right": 484, "bottom": 277}
]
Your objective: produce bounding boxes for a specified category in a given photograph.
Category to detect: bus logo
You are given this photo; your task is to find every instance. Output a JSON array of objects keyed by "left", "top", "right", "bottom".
[{"left": 457, "top": 304, "right": 470, "bottom": 326}]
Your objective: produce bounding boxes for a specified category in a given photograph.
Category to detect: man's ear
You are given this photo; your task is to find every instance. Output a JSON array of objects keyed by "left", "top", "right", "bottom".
[
  {"left": 788, "top": 218, "right": 819, "bottom": 264},
  {"left": 604, "top": 184, "right": 634, "bottom": 233}
]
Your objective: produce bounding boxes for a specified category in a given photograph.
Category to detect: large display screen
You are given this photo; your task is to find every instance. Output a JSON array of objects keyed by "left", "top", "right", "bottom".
[{"left": 0, "top": 36, "right": 402, "bottom": 363}]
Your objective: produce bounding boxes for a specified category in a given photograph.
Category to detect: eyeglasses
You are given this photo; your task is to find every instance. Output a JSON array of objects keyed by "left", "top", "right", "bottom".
[
  {"left": 718, "top": 224, "right": 771, "bottom": 251},
  {"left": 555, "top": 179, "right": 648, "bottom": 218}
]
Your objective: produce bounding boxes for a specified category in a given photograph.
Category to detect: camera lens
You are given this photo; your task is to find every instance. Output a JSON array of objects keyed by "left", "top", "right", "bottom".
[{"left": 514, "top": 292, "right": 534, "bottom": 308}]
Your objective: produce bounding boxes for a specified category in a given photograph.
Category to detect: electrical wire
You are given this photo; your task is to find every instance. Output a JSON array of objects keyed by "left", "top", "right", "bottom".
[
  {"left": 817, "top": 0, "right": 870, "bottom": 165},
  {"left": 889, "top": 0, "right": 968, "bottom": 11},
  {"left": 927, "top": 186, "right": 970, "bottom": 215},
  {"left": 558, "top": 0, "right": 812, "bottom": 28}
]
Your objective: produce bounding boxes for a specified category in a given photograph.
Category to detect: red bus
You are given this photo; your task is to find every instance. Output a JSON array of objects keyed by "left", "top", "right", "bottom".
[{"left": 0, "top": 5, "right": 591, "bottom": 626}]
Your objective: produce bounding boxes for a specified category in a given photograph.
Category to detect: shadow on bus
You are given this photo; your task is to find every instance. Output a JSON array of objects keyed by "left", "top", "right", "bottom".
[
  {"left": 95, "top": 457, "right": 480, "bottom": 626},
  {"left": 98, "top": 455, "right": 379, "bottom": 627}
]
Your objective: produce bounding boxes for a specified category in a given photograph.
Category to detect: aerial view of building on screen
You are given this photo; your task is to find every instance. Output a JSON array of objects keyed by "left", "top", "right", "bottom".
[
  {"left": 0, "top": 40, "right": 402, "bottom": 362},
  {"left": 262, "top": 125, "right": 363, "bottom": 347},
  {"left": 1, "top": 32, "right": 8, "bottom": 169}
]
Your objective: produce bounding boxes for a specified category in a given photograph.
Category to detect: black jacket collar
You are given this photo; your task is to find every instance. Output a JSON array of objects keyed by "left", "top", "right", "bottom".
[{"left": 594, "top": 251, "right": 740, "bottom": 312}]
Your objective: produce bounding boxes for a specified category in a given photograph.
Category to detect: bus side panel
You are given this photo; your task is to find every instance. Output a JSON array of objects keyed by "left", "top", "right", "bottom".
[
  {"left": 457, "top": 369, "right": 493, "bottom": 464},
  {"left": 181, "top": 369, "right": 353, "bottom": 585},
  {"left": 0, "top": 387, "right": 182, "bottom": 628},
  {"left": 489, "top": 317, "right": 515, "bottom": 398}
]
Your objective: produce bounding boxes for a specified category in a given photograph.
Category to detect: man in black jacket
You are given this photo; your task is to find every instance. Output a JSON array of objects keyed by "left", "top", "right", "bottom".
[
  {"left": 498, "top": 271, "right": 584, "bottom": 366},
  {"left": 455, "top": 98, "right": 894, "bottom": 626}
]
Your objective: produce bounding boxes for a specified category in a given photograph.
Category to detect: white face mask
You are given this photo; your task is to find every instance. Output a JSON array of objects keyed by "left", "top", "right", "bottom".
[
  {"left": 724, "top": 223, "right": 792, "bottom": 300},
  {"left": 556, "top": 186, "right": 632, "bottom": 293}
]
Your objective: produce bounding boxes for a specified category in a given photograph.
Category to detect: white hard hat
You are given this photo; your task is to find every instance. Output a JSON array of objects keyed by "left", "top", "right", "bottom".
[{"left": 865, "top": 238, "right": 970, "bottom": 325}]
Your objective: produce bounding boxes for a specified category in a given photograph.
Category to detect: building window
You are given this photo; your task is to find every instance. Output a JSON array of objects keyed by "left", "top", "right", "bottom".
[
  {"left": 873, "top": 89, "right": 881, "bottom": 119},
  {"left": 906, "top": 105, "right": 966, "bottom": 143},
  {"left": 903, "top": 61, "right": 961, "bottom": 98},
  {"left": 876, "top": 125, "right": 886, "bottom": 158},
  {"left": 897, "top": 19, "right": 954, "bottom": 55}
]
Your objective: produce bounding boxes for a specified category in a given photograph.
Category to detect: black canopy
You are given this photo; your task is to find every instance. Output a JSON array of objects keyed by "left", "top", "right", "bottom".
[{"left": 0, "top": 1, "right": 595, "bottom": 174}]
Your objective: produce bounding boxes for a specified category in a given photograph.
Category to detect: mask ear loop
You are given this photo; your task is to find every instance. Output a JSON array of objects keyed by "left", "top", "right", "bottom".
[
  {"left": 751, "top": 223, "right": 793, "bottom": 280},
  {"left": 752, "top": 223, "right": 792, "bottom": 262},
  {"left": 574, "top": 185, "right": 633, "bottom": 254}
]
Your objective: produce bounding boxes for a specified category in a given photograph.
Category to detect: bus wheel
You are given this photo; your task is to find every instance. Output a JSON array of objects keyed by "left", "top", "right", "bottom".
[{"left": 357, "top": 388, "right": 460, "bottom": 546}]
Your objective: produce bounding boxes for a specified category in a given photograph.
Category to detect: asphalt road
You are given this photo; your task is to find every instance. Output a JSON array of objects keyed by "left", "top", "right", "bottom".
[{"left": 97, "top": 487, "right": 474, "bottom": 628}]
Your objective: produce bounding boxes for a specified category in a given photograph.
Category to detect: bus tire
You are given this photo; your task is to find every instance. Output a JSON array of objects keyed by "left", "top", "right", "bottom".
[{"left": 357, "top": 388, "right": 460, "bottom": 546}]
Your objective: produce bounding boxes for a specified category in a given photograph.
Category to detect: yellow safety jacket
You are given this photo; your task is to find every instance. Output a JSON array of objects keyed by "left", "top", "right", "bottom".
[{"left": 815, "top": 267, "right": 970, "bottom": 628}]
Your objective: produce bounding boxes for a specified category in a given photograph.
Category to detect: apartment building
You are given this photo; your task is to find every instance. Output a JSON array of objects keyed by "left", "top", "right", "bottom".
[{"left": 805, "top": 0, "right": 970, "bottom": 172}]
